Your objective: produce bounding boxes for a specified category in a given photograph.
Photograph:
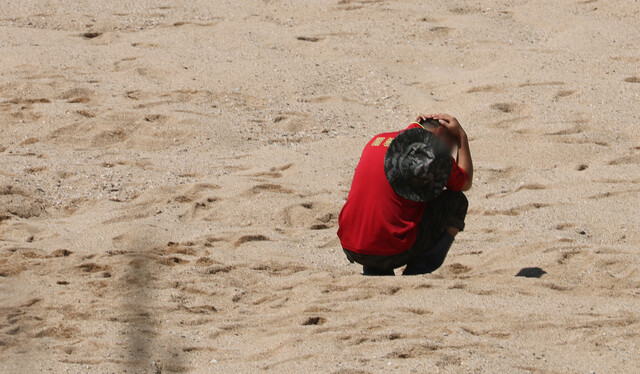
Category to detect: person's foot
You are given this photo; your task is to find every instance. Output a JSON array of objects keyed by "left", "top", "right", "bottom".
[{"left": 362, "top": 266, "right": 395, "bottom": 276}]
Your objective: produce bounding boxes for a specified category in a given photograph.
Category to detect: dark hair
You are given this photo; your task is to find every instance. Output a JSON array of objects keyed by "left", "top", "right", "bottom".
[{"left": 418, "top": 118, "right": 441, "bottom": 130}]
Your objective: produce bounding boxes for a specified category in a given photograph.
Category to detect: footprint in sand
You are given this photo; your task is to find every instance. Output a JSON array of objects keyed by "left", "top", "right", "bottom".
[
  {"left": 282, "top": 201, "right": 338, "bottom": 230},
  {"left": 553, "top": 89, "right": 577, "bottom": 101},
  {"left": 490, "top": 102, "right": 523, "bottom": 114},
  {"left": 448, "top": 263, "right": 472, "bottom": 275},
  {"left": 336, "top": 0, "right": 385, "bottom": 11},
  {"left": 235, "top": 235, "right": 270, "bottom": 247},
  {"left": 386, "top": 342, "right": 441, "bottom": 360},
  {"left": 250, "top": 262, "right": 306, "bottom": 276},
  {"left": 75, "top": 110, "right": 95, "bottom": 118},
  {"left": 483, "top": 202, "right": 548, "bottom": 216},
  {"left": 151, "top": 241, "right": 201, "bottom": 266},
  {"left": 166, "top": 183, "right": 222, "bottom": 221},
  {"left": 270, "top": 112, "right": 316, "bottom": 136},
  {"left": 544, "top": 123, "right": 586, "bottom": 136},
  {"left": 296, "top": 36, "right": 323, "bottom": 42},
  {"left": 91, "top": 128, "right": 130, "bottom": 147},
  {"left": 246, "top": 163, "right": 294, "bottom": 179},
  {"left": 0, "top": 184, "right": 46, "bottom": 220},
  {"left": 249, "top": 183, "right": 293, "bottom": 194},
  {"left": 449, "top": 5, "right": 483, "bottom": 14},
  {"left": 518, "top": 81, "right": 565, "bottom": 88},
  {"left": 486, "top": 103, "right": 534, "bottom": 129},
  {"left": 112, "top": 57, "right": 138, "bottom": 72},
  {"left": 171, "top": 21, "right": 218, "bottom": 27},
  {"left": 76, "top": 262, "right": 110, "bottom": 274},
  {"left": 466, "top": 84, "right": 505, "bottom": 94},
  {"left": 301, "top": 316, "right": 326, "bottom": 326},
  {"left": 158, "top": 256, "right": 190, "bottom": 266},
  {"left": 23, "top": 166, "right": 47, "bottom": 174},
  {"left": 57, "top": 87, "right": 93, "bottom": 104},
  {"left": 49, "top": 249, "right": 73, "bottom": 258},
  {"left": 589, "top": 188, "right": 640, "bottom": 199},
  {"left": 428, "top": 26, "right": 454, "bottom": 37},
  {"left": 485, "top": 183, "right": 546, "bottom": 199},
  {"left": 81, "top": 32, "right": 102, "bottom": 39},
  {"left": 557, "top": 249, "right": 582, "bottom": 265},
  {"left": 178, "top": 197, "right": 220, "bottom": 221},
  {"left": 608, "top": 153, "right": 640, "bottom": 166}
]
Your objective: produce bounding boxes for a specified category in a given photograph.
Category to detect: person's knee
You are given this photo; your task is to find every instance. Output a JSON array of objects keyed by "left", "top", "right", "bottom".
[
  {"left": 455, "top": 191, "right": 469, "bottom": 218},
  {"left": 428, "top": 256, "right": 447, "bottom": 272},
  {"left": 437, "top": 190, "right": 468, "bottom": 232},
  {"left": 441, "top": 190, "right": 468, "bottom": 218}
]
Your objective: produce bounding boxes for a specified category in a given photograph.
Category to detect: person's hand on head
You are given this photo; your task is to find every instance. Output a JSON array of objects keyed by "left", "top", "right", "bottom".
[
  {"left": 416, "top": 114, "right": 432, "bottom": 123},
  {"left": 422, "top": 113, "right": 472, "bottom": 191},
  {"left": 431, "top": 114, "right": 465, "bottom": 146}
]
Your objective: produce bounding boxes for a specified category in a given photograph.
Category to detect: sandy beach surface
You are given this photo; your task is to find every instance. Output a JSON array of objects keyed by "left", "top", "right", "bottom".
[{"left": 1, "top": 1, "right": 639, "bottom": 372}]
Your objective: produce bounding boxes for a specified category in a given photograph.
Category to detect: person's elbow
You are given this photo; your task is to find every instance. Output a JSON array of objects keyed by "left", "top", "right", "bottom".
[{"left": 461, "top": 178, "right": 472, "bottom": 191}]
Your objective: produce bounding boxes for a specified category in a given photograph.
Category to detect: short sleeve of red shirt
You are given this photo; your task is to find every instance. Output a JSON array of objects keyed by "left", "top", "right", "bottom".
[{"left": 446, "top": 158, "right": 468, "bottom": 191}]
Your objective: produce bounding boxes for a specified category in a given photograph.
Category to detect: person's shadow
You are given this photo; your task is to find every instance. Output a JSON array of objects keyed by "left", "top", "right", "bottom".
[{"left": 515, "top": 267, "right": 547, "bottom": 278}]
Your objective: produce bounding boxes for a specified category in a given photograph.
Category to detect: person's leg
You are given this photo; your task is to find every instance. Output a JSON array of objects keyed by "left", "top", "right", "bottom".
[
  {"left": 343, "top": 249, "right": 410, "bottom": 276},
  {"left": 402, "top": 232, "right": 455, "bottom": 275},
  {"left": 403, "top": 190, "right": 468, "bottom": 275},
  {"left": 362, "top": 265, "right": 395, "bottom": 276}
]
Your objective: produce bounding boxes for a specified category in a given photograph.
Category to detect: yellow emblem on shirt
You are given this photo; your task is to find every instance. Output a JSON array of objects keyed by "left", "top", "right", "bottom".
[{"left": 371, "top": 137, "right": 385, "bottom": 146}]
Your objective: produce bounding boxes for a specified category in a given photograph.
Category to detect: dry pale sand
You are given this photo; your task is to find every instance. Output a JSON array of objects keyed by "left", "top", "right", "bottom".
[{"left": 1, "top": 0, "right": 640, "bottom": 373}]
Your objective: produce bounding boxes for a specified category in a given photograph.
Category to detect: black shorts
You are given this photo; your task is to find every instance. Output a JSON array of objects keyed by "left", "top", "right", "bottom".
[{"left": 343, "top": 190, "right": 468, "bottom": 270}]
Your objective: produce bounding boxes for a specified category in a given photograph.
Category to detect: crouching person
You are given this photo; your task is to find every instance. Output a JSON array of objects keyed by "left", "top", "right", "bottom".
[{"left": 337, "top": 114, "right": 473, "bottom": 275}]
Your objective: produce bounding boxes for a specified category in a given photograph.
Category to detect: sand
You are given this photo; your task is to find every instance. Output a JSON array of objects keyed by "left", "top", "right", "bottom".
[{"left": 1, "top": 0, "right": 639, "bottom": 373}]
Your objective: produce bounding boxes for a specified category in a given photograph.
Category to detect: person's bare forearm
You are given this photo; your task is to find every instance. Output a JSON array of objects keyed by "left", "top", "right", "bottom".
[
  {"left": 425, "top": 113, "right": 473, "bottom": 191},
  {"left": 457, "top": 130, "right": 473, "bottom": 191}
]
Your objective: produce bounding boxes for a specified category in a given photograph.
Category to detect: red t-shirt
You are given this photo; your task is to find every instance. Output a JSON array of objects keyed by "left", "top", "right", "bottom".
[{"left": 337, "top": 123, "right": 468, "bottom": 256}]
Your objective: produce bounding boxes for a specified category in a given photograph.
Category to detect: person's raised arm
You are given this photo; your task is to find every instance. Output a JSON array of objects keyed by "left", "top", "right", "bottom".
[{"left": 432, "top": 114, "right": 473, "bottom": 191}]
